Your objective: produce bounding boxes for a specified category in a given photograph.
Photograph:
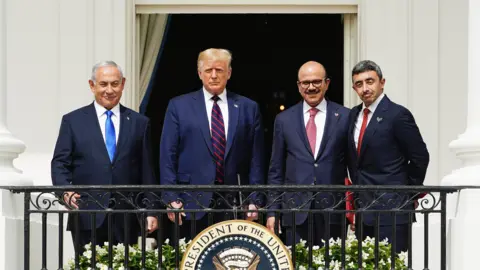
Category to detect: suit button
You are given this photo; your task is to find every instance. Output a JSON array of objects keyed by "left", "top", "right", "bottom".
[{"left": 314, "top": 163, "right": 318, "bottom": 167}]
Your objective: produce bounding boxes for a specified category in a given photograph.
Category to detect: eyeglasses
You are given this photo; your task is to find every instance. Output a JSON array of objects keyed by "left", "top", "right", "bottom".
[{"left": 297, "top": 78, "right": 328, "bottom": 89}]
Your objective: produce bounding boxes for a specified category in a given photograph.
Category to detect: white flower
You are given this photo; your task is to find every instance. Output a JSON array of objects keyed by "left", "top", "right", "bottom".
[
  {"left": 83, "top": 250, "right": 92, "bottom": 259},
  {"left": 398, "top": 251, "right": 409, "bottom": 265}
]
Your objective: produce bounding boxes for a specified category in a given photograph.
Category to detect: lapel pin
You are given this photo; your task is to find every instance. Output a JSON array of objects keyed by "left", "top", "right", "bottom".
[
  {"left": 377, "top": 117, "right": 382, "bottom": 122},
  {"left": 127, "top": 116, "right": 130, "bottom": 120},
  {"left": 334, "top": 113, "right": 339, "bottom": 117},
  {"left": 234, "top": 104, "right": 239, "bottom": 108}
]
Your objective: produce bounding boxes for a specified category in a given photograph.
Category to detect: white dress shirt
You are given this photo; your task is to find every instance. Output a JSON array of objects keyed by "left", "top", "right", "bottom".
[
  {"left": 94, "top": 101, "right": 120, "bottom": 145},
  {"left": 303, "top": 99, "right": 327, "bottom": 158},
  {"left": 203, "top": 87, "right": 229, "bottom": 138},
  {"left": 354, "top": 92, "right": 385, "bottom": 149}
]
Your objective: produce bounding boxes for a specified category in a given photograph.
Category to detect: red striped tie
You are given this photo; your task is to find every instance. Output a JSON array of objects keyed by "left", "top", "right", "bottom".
[
  {"left": 357, "top": 108, "right": 370, "bottom": 155},
  {"left": 211, "top": 95, "right": 226, "bottom": 184}
]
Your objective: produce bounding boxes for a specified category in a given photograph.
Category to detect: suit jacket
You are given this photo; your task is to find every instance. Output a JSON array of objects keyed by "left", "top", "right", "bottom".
[
  {"left": 51, "top": 103, "right": 157, "bottom": 231},
  {"left": 268, "top": 100, "right": 350, "bottom": 226},
  {"left": 159, "top": 89, "right": 265, "bottom": 220},
  {"left": 346, "top": 95, "right": 429, "bottom": 225}
]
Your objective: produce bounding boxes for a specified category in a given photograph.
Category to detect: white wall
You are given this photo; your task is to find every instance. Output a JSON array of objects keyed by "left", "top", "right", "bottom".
[{"left": 5, "top": 0, "right": 128, "bottom": 185}]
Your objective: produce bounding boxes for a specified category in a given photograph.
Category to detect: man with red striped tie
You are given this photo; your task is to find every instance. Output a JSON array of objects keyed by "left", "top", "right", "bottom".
[
  {"left": 160, "top": 48, "right": 265, "bottom": 240},
  {"left": 346, "top": 60, "right": 429, "bottom": 252}
]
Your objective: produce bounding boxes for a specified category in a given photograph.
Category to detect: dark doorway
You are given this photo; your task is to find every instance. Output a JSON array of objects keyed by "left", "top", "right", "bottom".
[{"left": 145, "top": 14, "right": 344, "bottom": 179}]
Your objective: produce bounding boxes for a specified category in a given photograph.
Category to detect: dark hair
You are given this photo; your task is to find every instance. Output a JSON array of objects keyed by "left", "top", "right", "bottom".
[{"left": 352, "top": 60, "right": 383, "bottom": 80}]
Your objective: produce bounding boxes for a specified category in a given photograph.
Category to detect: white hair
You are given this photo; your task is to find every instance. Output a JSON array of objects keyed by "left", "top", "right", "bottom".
[{"left": 90, "top": 60, "right": 124, "bottom": 82}]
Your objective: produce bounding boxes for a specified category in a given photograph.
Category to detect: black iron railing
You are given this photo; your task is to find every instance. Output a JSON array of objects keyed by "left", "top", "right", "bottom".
[{"left": 5, "top": 185, "right": 464, "bottom": 270}]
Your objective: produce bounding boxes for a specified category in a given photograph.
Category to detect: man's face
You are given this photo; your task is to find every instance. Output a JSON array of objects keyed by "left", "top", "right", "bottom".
[
  {"left": 89, "top": 66, "right": 125, "bottom": 110},
  {"left": 297, "top": 67, "right": 330, "bottom": 107},
  {"left": 352, "top": 70, "right": 385, "bottom": 107},
  {"left": 198, "top": 60, "right": 231, "bottom": 95}
]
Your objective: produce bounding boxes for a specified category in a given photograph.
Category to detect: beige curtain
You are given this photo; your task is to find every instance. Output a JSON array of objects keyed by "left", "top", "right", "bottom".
[{"left": 138, "top": 14, "right": 169, "bottom": 106}]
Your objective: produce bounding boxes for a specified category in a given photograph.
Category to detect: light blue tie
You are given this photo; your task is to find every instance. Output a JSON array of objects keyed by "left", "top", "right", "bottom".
[{"left": 105, "top": 110, "right": 116, "bottom": 162}]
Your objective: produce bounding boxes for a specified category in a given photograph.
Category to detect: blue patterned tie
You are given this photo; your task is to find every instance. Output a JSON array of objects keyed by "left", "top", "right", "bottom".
[
  {"left": 105, "top": 110, "right": 116, "bottom": 162},
  {"left": 211, "top": 96, "right": 226, "bottom": 184}
]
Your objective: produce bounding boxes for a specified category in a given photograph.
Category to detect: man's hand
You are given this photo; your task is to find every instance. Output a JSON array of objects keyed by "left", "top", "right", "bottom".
[
  {"left": 167, "top": 201, "right": 186, "bottom": 225},
  {"left": 146, "top": 216, "right": 158, "bottom": 233},
  {"left": 63, "top": 192, "right": 80, "bottom": 209},
  {"left": 245, "top": 204, "right": 259, "bottom": 221},
  {"left": 266, "top": 216, "right": 277, "bottom": 233}
]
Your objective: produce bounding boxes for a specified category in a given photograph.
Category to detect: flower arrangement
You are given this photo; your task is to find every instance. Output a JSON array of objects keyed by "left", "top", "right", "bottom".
[
  {"left": 67, "top": 235, "right": 407, "bottom": 270},
  {"left": 66, "top": 238, "right": 190, "bottom": 270},
  {"left": 293, "top": 235, "right": 408, "bottom": 270}
]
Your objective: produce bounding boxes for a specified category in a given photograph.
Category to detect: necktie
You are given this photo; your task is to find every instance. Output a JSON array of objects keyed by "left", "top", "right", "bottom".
[
  {"left": 306, "top": 108, "right": 319, "bottom": 155},
  {"left": 357, "top": 108, "right": 370, "bottom": 155},
  {"left": 211, "top": 96, "right": 226, "bottom": 184},
  {"left": 105, "top": 110, "right": 116, "bottom": 162}
]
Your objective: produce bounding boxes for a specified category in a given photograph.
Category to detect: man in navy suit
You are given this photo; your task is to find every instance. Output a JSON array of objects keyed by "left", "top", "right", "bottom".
[
  {"left": 51, "top": 61, "right": 158, "bottom": 252},
  {"left": 347, "top": 60, "right": 429, "bottom": 252},
  {"left": 160, "top": 48, "right": 264, "bottom": 239},
  {"left": 267, "top": 61, "right": 350, "bottom": 245}
]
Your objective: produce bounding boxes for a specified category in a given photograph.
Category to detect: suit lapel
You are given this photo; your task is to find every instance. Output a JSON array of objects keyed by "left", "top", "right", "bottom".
[
  {"left": 85, "top": 103, "right": 111, "bottom": 163},
  {"left": 225, "top": 92, "right": 239, "bottom": 158},
  {"left": 112, "top": 105, "right": 131, "bottom": 164},
  {"left": 316, "top": 101, "right": 340, "bottom": 159},
  {"left": 358, "top": 96, "right": 389, "bottom": 161},
  {"left": 349, "top": 105, "right": 361, "bottom": 160},
  {"left": 294, "top": 103, "right": 315, "bottom": 158},
  {"left": 192, "top": 90, "right": 213, "bottom": 154}
]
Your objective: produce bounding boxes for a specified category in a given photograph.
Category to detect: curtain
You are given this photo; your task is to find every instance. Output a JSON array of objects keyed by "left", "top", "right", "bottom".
[{"left": 138, "top": 14, "right": 170, "bottom": 113}]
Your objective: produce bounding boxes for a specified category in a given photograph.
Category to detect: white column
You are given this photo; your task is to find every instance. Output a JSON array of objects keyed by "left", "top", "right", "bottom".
[
  {"left": 442, "top": 1, "right": 480, "bottom": 269},
  {"left": 442, "top": 0, "right": 480, "bottom": 186},
  {"left": 0, "top": 0, "right": 30, "bottom": 185}
]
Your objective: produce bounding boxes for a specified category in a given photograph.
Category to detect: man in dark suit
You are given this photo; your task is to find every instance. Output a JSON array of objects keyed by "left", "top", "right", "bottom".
[
  {"left": 51, "top": 61, "right": 158, "bottom": 252},
  {"left": 160, "top": 48, "right": 264, "bottom": 239},
  {"left": 267, "top": 61, "right": 350, "bottom": 245},
  {"left": 347, "top": 60, "right": 429, "bottom": 252}
]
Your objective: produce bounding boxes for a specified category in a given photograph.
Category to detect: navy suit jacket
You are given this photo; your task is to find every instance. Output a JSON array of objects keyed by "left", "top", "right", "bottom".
[
  {"left": 346, "top": 95, "right": 429, "bottom": 225},
  {"left": 268, "top": 100, "right": 350, "bottom": 226},
  {"left": 51, "top": 103, "right": 157, "bottom": 231},
  {"left": 159, "top": 89, "right": 264, "bottom": 220}
]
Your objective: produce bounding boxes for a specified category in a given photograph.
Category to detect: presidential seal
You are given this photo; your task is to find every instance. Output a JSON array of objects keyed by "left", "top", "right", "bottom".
[{"left": 180, "top": 220, "right": 293, "bottom": 270}]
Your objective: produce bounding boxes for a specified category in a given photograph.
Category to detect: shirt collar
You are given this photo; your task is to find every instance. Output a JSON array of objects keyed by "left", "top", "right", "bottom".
[
  {"left": 203, "top": 87, "right": 227, "bottom": 102},
  {"left": 303, "top": 98, "right": 327, "bottom": 114},
  {"left": 94, "top": 101, "right": 120, "bottom": 117},
  {"left": 362, "top": 92, "right": 385, "bottom": 114}
]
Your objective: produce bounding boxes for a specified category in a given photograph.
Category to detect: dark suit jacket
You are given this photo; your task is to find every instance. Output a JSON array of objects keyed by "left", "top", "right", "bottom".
[
  {"left": 346, "top": 95, "right": 429, "bottom": 225},
  {"left": 268, "top": 100, "right": 350, "bottom": 226},
  {"left": 159, "top": 89, "right": 265, "bottom": 220},
  {"left": 51, "top": 103, "right": 157, "bottom": 232}
]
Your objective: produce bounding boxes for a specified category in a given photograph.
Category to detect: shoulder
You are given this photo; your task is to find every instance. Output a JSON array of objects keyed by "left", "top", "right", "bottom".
[
  {"left": 327, "top": 100, "right": 350, "bottom": 114},
  {"left": 171, "top": 91, "right": 197, "bottom": 103},
  {"left": 61, "top": 103, "right": 93, "bottom": 121},
  {"left": 122, "top": 106, "right": 150, "bottom": 123},
  {"left": 275, "top": 102, "right": 300, "bottom": 122},
  {"left": 229, "top": 92, "right": 259, "bottom": 108},
  {"left": 386, "top": 98, "right": 413, "bottom": 118}
]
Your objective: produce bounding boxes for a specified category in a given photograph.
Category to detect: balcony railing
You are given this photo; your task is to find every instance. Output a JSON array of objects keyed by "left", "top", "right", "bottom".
[{"left": 5, "top": 185, "right": 463, "bottom": 270}]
